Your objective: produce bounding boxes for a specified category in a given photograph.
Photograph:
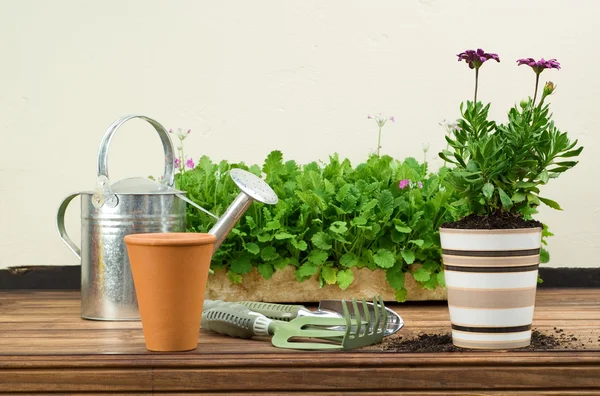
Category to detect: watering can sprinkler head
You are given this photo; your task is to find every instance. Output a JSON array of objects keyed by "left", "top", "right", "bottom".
[{"left": 208, "top": 168, "right": 278, "bottom": 253}]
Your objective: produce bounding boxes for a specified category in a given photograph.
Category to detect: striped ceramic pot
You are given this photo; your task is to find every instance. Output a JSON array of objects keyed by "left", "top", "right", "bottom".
[{"left": 440, "top": 227, "right": 542, "bottom": 349}]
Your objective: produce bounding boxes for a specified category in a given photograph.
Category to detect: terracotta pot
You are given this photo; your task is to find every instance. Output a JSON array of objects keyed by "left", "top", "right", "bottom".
[
  {"left": 124, "top": 232, "right": 216, "bottom": 352},
  {"left": 440, "top": 227, "right": 542, "bottom": 349}
]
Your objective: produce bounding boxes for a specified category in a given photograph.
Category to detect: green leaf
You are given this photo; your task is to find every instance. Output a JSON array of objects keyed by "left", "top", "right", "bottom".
[
  {"left": 401, "top": 250, "right": 416, "bottom": 265},
  {"left": 394, "top": 288, "right": 408, "bottom": 303},
  {"left": 395, "top": 222, "right": 412, "bottom": 233},
  {"left": 539, "top": 197, "right": 562, "bottom": 210},
  {"left": 308, "top": 249, "right": 329, "bottom": 265},
  {"left": 421, "top": 274, "right": 439, "bottom": 290},
  {"left": 274, "top": 232, "right": 294, "bottom": 240},
  {"left": 350, "top": 216, "right": 368, "bottom": 226},
  {"left": 321, "top": 266, "right": 338, "bottom": 285},
  {"left": 482, "top": 182, "right": 494, "bottom": 200},
  {"left": 330, "top": 221, "right": 348, "bottom": 234},
  {"left": 360, "top": 199, "right": 378, "bottom": 213},
  {"left": 373, "top": 249, "right": 395, "bottom": 269},
  {"left": 340, "top": 252, "right": 358, "bottom": 268},
  {"left": 512, "top": 191, "right": 526, "bottom": 203},
  {"left": 378, "top": 190, "right": 395, "bottom": 214},
  {"left": 296, "top": 263, "right": 319, "bottom": 279},
  {"left": 538, "top": 170, "right": 549, "bottom": 184},
  {"left": 386, "top": 269, "right": 405, "bottom": 290},
  {"left": 336, "top": 269, "right": 355, "bottom": 290},
  {"left": 244, "top": 243, "right": 260, "bottom": 255},
  {"left": 540, "top": 248, "right": 550, "bottom": 263},
  {"left": 257, "top": 263, "right": 274, "bottom": 280},
  {"left": 291, "top": 239, "right": 308, "bottom": 251},
  {"left": 230, "top": 254, "right": 252, "bottom": 274},
  {"left": 409, "top": 239, "right": 424, "bottom": 247},
  {"left": 559, "top": 147, "right": 583, "bottom": 157},
  {"left": 227, "top": 270, "right": 243, "bottom": 284},
  {"left": 264, "top": 220, "right": 281, "bottom": 231},
  {"left": 437, "top": 271, "right": 446, "bottom": 287},
  {"left": 412, "top": 267, "right": 431, "bottom": 282},
  {"left": 257, "top": 233, "right": 274, "bottom": 242},
  {"left": 498, "top": 188, "right": 514, "bottom": 210},
  {"left": 527, "top": 193, "right": 541, "bottom": 205},
  {"left": 272, "top": 258, "right": 290, "bottom": 270},
  {"left": 260, "top": 246, "right": 279, "bottom": 262},
  {"left": 311, "top": 232, "right": 333, "bottom": 250}
]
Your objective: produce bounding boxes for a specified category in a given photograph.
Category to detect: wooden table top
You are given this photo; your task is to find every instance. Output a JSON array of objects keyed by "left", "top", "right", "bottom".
[{"left": 1, "top": 289, "right": 599, "bottom": 394}]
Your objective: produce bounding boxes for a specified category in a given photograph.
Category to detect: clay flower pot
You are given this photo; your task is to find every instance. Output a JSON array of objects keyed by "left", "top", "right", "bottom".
[
  {"left": 124, "top": 232, "right": 216, "bottom": 352},
  {"left": 440, "top": 227, "right": 542, "bottom": 349}
]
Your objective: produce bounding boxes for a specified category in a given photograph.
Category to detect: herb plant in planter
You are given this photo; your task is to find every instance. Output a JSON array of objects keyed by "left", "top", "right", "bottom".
[
  {"left": 174, "top": 146, "right": 465, "bottom": 302},
  {"left": 439, "top": 49, "right": 583, "bottom": 349}
]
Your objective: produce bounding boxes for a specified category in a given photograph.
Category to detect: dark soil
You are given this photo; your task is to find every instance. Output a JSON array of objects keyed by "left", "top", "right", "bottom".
[
  {"left": 382, "top": 329, "right": 574, "bottom": 352},
  {"left": 441, "top": 212, "right": 543, "bottom": 230}
]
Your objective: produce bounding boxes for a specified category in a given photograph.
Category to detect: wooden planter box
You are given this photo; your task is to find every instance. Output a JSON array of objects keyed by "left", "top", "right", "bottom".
[{"left": 205, "top": 265, "right": 447, "bottom": 303}]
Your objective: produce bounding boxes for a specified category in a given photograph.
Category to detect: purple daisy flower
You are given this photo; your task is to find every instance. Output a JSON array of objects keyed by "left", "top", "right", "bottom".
[
  {"left": 457, "top": 48, "right": 500, "bottom": 69},
  {"left": 517, "top": 57, "right": 561, "bottom": 74}
]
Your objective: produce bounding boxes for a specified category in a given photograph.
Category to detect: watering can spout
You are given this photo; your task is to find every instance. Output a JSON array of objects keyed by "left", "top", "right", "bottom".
[{"left": 208, "top": 168, "right": 278, "bottom": 254}]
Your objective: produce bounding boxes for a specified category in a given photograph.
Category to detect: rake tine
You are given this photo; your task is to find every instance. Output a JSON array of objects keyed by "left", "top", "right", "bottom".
[
  {"left": 361, "top": 297, "right": 370, "bottom": 335},
  {"left": 351, "top": 298, "right": 361, "bottom": 339},
  {"left": 341, "top": 299, "right": 352, "bottom": 340}
]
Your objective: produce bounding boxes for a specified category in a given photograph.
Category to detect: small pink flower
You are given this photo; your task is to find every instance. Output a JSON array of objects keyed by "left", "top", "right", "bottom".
[
  {"left": 187, "top": 129, "right": 191, "bottom": 134},
  {"left": 174, "top": 158, "right": 181, "bottom": 168},
  {"left": 390, "top": 116, "right": 395, "bottom": 122},
  {"left": 367, "top": 115, "right": 372, "bottom": 119},
  {"left": 399, "top": 179, "right": 410, "bottom": 189},
  {"left": 169, "top": 128, "right": 173, "bottom": 133},
  {"left": 186, "top": 158, "right": 195, "bottom": 169},
  {"left": 418, "top": 181, "right": 423, "bottom": 188}
]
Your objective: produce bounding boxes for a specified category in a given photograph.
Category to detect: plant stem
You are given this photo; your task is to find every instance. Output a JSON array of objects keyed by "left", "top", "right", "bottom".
[
  {"left": 532, "top": 74, "right": 540, "bottom": 107},
  {"left": 474, "top": 68, "right": 479, "bottom": 104},
  {"left": 377, "top": 125, "right": 382, "bottom": 156}
]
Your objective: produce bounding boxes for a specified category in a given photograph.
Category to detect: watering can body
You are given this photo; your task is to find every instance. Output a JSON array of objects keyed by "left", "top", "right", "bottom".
[{"left": 57, "top": 115, "right": 184, "bottom": 321}]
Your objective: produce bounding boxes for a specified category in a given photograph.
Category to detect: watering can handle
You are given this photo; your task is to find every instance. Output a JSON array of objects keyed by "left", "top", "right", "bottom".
[
  {"left": 96, "top": 114, "right": 175, "bottom": 187},
  {"left": 56, "top": 193, "right": 82, "bottom": 260}
]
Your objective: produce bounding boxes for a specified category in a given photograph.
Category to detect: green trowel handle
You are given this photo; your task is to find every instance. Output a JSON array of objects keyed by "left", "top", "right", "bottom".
[
  {"left": 201, "top": 302, "right": 272, "bottom": 339},
  {"left": 237, "top": 301, "right": 307, "bottom": 321}
]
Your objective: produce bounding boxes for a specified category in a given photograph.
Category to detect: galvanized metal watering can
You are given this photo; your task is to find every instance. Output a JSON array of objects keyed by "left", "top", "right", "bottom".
[{"left": 56, "top": 115, "right": 278, "bottom": 321}]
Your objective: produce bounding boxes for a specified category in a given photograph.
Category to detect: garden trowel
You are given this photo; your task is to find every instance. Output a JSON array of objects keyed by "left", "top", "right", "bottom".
[{"left": 203, "top": 297, "right": 404, "bottom": 336}]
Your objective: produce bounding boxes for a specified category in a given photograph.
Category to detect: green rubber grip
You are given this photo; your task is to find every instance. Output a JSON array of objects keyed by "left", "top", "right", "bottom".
[
  {"left": 237, "top": 301, "right": 307, "bottom": 321},
  {"left": 201, "top": 302, "right": 271, "bottom": 339}
]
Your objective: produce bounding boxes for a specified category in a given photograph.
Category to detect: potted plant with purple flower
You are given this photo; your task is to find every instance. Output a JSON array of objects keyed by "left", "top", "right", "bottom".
[{"left": 438, "top": 49, "right": 583, "bottom": 349}]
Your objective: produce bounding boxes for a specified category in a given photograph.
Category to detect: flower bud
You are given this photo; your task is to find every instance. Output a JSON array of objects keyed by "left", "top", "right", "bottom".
[
  {"left": 520, "top": 99, "right": 528, "bottom": 109},
  {"left": 543, "top": 81, "right": 557, "bottom": 96}
]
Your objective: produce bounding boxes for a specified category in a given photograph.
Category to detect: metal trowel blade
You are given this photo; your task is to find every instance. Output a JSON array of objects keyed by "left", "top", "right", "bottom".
[{"left": 318, "top": 299, "right": 404, "bottom": 336}]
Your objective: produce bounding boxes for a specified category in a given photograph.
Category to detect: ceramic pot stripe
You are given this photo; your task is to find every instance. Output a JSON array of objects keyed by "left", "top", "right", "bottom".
[
  {"left": 452, "top": 338, "right": 531, "bottom": 349},
  {"left": 447, "top": 287, "right": 537, "bottom": 309},
  {"left": 440, "top": 227, "right": 542, "bottom": 350},
  {"left": 448, "top": 306, "right": 535, "bottom": 327},
  {"left": 444, "top": 270, "right": 539, "bottom": 289},
  {"left": 442, "top": 248, "right": 540, "bottom": 256},
  {"left": 440, "top": 228, "right": 542, "bottom": 251},
  {"left": 442, "top": 254, "right": 540, "bottom": 267}
]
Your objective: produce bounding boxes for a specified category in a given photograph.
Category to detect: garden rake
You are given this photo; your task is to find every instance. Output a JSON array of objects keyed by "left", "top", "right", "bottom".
[{"left": 201, "top": 296, "right": 388, "bottom": 350}]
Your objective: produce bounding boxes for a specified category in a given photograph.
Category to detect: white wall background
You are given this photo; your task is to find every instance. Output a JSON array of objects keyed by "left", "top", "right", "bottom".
[{"left": 1, "top": 0, "right": 597, "bottom": 270}]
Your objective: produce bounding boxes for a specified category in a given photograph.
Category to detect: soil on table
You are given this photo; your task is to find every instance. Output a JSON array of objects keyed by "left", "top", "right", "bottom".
[
  {"left": 380, "top": 328, "right": 587, "bottom": 352},
  {"left": 441, "top": 212, "right": 543, "bottom": 230}
]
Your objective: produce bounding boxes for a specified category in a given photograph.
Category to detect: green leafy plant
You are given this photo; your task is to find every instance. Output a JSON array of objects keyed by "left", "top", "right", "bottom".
[
  {"left": 176, "top": 151, "right": 465, "bottom": 301},
  {"left": 439, "top": 50, "right": 583, "bottom": 220}
]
